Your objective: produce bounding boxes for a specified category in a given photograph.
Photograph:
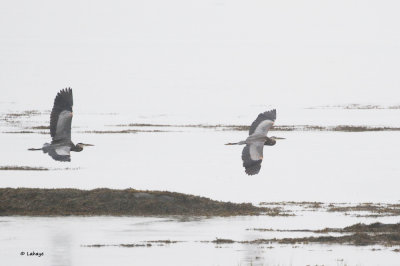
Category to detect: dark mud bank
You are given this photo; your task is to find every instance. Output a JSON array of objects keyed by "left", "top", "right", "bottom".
[{"left": 0, "top": 188, "right": 281, "bottom": 217}]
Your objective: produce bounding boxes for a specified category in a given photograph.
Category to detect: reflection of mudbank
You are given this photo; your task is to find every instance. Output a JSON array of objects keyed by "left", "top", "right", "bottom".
[
  {"left": 242, "top": 244, "right": 266, "bottom": 266},
  {"left": 0, "top": 188, "right": 284, "bottom": 216},
  {"left": 50, "top": 232, "right": 72, "bottom": 266}
]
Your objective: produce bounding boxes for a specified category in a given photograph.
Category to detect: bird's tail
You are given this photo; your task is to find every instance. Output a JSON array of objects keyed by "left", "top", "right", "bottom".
[{"left": 28, "top": 148, "right": 42, "bottom": 151}]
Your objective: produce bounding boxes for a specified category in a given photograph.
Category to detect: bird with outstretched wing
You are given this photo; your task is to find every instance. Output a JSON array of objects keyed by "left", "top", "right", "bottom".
[
  {"left": 226, "top": 109, "right": 281, "bottom": 175},
  {"left": 28, "top": 88, "right": 93, "bottom": 161}
]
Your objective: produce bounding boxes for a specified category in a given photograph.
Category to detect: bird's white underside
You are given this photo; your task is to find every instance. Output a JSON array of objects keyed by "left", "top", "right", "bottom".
[
  {"left": 247, "top": 119, "right": 273, "bottom": 161},
  {"left": 55, "top": 146, "right": 71, "bottom": 156},
  {"left": 249, "top": 142, "right": 264, "bottom": 161},
  {"left": 253, "top": 120, "right": 274, "bottom": 136}
]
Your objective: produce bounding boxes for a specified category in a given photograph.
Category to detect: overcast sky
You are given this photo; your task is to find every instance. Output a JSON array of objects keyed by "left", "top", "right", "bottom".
[{"left": 1, "top": 0, "right": 400, "bottom": 111}]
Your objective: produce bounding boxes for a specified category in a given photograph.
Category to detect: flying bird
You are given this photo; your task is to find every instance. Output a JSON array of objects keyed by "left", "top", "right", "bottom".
[
  {"left": 226, "top": 109, "right": 280, "bottom": 175},
  {"left": 28, "top": 88, "right": 94, "bottom": 161}
]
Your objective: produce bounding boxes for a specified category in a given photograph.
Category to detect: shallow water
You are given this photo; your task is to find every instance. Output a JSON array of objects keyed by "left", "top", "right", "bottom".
[
  {"left": 1, "top": 105, "right": 400, "bottom": 265},
  {"left": 1, "top": 212, "right": 399, "bottom": 266},
  {"left": 1, "top": 106, "right": 400, "bottom": 203}
]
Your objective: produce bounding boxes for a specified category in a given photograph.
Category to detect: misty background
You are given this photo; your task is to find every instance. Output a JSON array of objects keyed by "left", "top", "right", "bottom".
[{"left": 1, "top": 0, "right": 400, "bottom": 114}]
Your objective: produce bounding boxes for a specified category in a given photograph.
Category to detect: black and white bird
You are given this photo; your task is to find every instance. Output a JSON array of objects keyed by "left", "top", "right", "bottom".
[
  {"left": 226, "top": 109, "right": 280, "bottom": 175},
  {"left": 28, "top": 88, "right": 94, "bottom": 161}
]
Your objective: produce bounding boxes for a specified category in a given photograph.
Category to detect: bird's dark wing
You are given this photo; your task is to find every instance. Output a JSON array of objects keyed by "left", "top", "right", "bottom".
[
  {"left": 46, "top": 145, "right": 71, "bottom": 162},
  {"left": 242, "top": 142, "right": 264, "bottom": 175},
  {"left": 50, "top": 88, "right": 73, "bottom": 142},
  {"left": 249, "top": 109, "right": 276, "bottom": 136}
]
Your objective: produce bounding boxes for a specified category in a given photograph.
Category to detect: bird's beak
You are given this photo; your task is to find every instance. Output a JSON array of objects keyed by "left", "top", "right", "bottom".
[
  {"left": 82, "top": 144, "right": 95, "bottom": 146},
  {"left": 270, "top": 136, "right": 286, "bottom": 140}
]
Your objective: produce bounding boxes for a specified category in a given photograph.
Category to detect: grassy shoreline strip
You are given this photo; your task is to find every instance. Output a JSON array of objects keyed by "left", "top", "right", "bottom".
[
  {"left": 112, "top": 123, "right": 400, "bottom": 132},
  {"left": 0, "top": 188, "right": 282, "bottom": 217}
]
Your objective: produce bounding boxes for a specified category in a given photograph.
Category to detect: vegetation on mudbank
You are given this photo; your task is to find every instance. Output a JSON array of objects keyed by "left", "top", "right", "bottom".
[
  {"left": 217, "top": 222, "right": 400, "bottom": 247},
  {"left": 0, "top": 166, "right": 49, "bottom": 171},
  {"left": 2, "top": 130, "right": 48, "bottom": 134},
  {"left": 249, "top": 222, "right": 400, "bottom": 234},
  {"left": 83, "top": 223, "right": 400, "bottom": 251},
  {"left": 82, "top": 240, "right": 181, "bottom": 248},
  {"left": 0, "top": 188, "right": 283, "bottom": 217},
  {"left": 307, "top": 104, "right": 400, "bottom": 110},
  {"left": 244, "top": 232, "right": 400, "bottom": 246},
  {"left": 0, "top": 166, "right": 79, "bottom": 171},
  {"left": 259, "top": 201, "right": 400, "bottom": 217},
  {"left": 5, "top": 119, "right": 400, "bottom": 134},
  {"left": 113, "top": 123, "right": 400, "bottom": 132},
  {"left": 3, "top": 110, "right": 43, "bottom": 118},
  {"left": 327, "top": 202, "right": 400, "bottom": 217},
  {"left": 78, "top": 129, "right": 170, "bottom": 134},
  {"left": 82, "top": 243, "right": 153, "bottom": 248},
  {"left": 273, "top": 125, "right": 400, "bottom": 132},
  {"left": 331, "top": 222, "right": 400, "bottom": 233},
  {"left": 0, "top": 110, "right": 46, "bottom": 125}
]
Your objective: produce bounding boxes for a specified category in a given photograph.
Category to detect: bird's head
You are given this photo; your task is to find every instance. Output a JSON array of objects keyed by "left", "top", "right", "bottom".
[
  {"left": 75, "top": 143, "right": 95, "bottom": 151},
  {"left": 264, "top": 138, "right": 276, "bottom": 146},
  {"left": 265, "top": 136, "right": 286, "bottom": 146}
]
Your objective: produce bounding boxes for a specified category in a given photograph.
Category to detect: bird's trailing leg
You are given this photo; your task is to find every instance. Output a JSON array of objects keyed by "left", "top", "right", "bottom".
[
  {"left": 225, "top": 141, "right": 246, "bottom": 145},
  {"left": 28, "top": 143, "right": 49, "bottom": 152}
]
